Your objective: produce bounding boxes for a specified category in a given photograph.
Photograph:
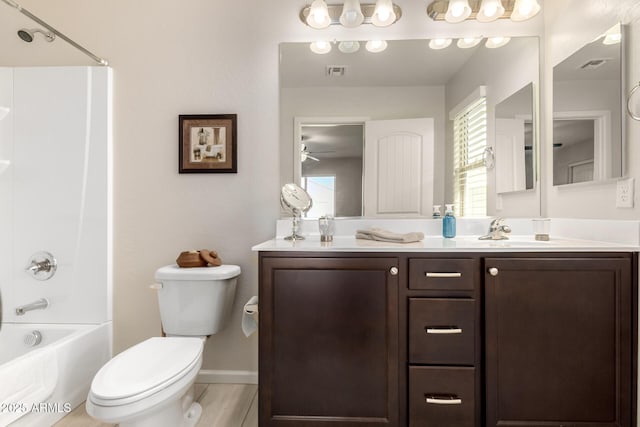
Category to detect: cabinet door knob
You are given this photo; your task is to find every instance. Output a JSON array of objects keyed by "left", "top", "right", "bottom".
[
  {"left": 389, "top": 267, "right": 398, "bottom": 276},
  {"left": 488, "top": 267, "right": 499, "bottom": 276}
]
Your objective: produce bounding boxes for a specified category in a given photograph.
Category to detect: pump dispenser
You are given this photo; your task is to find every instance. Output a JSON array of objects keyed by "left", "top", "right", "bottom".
[
  {"left": 432, "top": 205, "right": 441, "bottom": 219},
  {"left": 443, "top": 204, "right": 456, "bottom": 238}
]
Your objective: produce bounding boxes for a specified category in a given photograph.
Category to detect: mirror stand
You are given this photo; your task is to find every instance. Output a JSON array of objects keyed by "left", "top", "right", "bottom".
[{"left": 284, "top": 212, "right": 305, "bottom": 241}]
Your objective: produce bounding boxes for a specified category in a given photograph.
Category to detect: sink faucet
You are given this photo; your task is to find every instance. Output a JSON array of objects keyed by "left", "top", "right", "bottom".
[
  {"left": 479, "top": 218, "right": 512, "bottom": 240},
  {"left": 15, "top": 298, "right": 49, "bottom": 316}
]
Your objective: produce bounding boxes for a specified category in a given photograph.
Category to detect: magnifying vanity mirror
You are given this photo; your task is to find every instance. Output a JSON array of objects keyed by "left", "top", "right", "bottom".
[
  {"left": 280, "top": 183, "right": 313, "bottom": 240},
  {"left": 280, "top": 37, "right": 540, "bottom": 218},
  {"left": 552, "top": 23, "right": 624, "bottom": 186}
]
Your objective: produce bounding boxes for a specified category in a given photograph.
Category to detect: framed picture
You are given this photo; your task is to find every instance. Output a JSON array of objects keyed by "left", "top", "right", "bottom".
[{"left": 179, "top": 114, "right": 237, "bottom": 173}]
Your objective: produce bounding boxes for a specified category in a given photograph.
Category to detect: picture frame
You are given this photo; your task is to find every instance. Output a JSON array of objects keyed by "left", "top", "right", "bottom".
[{"left": 179, "top": 114, "right": 237, "bottom": 173}]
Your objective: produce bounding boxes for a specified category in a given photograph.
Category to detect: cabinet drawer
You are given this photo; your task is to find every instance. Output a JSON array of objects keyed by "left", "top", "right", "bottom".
[
  {"left": 409, "top": 366, "right": 475, "bottom": 427},
  {"left": 409, "top": 298, "right": 475, "bottom": 365},
  {"left": 409, "top": 258, "right": 475, "bottom": 291}
]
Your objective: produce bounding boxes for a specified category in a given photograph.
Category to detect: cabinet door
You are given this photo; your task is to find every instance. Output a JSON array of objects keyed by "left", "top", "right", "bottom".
[
  {"left": 259, "top": 257, "right": 399, "bottom": 426},
  {"left": 484, "top": 257, "right": 632, "bottom": 427}
]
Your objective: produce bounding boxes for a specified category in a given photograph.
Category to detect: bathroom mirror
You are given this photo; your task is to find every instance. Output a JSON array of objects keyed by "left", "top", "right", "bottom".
[
  {"left": 495, "top": 82, "right": 535, "bottom": 193},
  {"left": 280, "top": 37, "right": 540, "bottom": 217},
  {"left": 552, "top": 23, "right": 624, "bottom": 186}
]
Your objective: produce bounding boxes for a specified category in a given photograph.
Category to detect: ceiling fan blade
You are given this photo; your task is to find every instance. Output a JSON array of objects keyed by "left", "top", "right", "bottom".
[{"left": 307, "top": 154, "right": 320, "bottom": 161}]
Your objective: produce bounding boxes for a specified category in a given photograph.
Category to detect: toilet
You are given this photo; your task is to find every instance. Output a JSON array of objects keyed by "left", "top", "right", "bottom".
[{"left": 86, "top": 264, "right": 241, "bottom": 427}]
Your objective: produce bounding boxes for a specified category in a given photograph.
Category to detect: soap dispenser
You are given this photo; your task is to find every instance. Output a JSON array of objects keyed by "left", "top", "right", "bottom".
[
  {"left": 432, "top": 205, "right": 441, "bottom": 219},
  {"left": 443, "top": 204, "right": 456, "bottom": 238}
]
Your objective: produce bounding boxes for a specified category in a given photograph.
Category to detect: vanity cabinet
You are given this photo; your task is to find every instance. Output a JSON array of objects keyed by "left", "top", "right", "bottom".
[
  {"left": 257, "top": 251, "right": 637, "bottom": 427},
  {"left": 258, "top": 256, "right": 400, "bottom": 426},
  {"left": 484, "top": 257, "right": 634, "bottom": 427}
]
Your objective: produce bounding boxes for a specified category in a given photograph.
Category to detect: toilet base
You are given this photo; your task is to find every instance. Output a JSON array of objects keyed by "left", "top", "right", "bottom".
[{"left": 118, "top": 386, "right": 202, "bottom": 427}]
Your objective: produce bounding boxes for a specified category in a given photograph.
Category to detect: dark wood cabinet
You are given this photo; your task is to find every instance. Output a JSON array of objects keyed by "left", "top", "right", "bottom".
[
  {"left": 259, "top": 256, "right": 399, "bottom": 426},
  {"left": 484, "top": 257, "right": 634, "bottom": 427},
  {"left": 258, "top": 251, "right": 637, "bottom": 427}
]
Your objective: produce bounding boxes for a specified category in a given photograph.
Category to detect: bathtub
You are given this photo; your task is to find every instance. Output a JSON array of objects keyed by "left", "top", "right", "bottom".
[{"left": 0, "top": 322, "right": 111, "bottom": 426}]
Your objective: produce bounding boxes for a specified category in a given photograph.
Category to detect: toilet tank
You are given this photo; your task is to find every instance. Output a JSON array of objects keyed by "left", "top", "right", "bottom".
[{"left": 154, "top": 264, "right": 241, "bottom": 336}]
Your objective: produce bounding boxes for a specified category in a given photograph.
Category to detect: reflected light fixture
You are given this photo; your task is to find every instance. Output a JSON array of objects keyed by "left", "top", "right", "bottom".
[
  {"left": 340, "top": 0, "right": 365, "bottom": 27},
  {"left": 476, "top": 0, "right": 504, "bottom": 22},
  {"left": 510, "top": 0, "right": 541, "bottom": 22},
  {"left": 301, "top": 2, "right": 402, "bottom": 28},
  {"left": 485, "top": 36, "right": 510, "bottom": 48},
  {"left": 429, "top": 38, "right": 453, "bottom": 49},
  {"left": 444, "top": 0, "right": 471, "bottom": 23},
  {"left": 306, "top": 0, "right": 331, "bottom": 28},
  {"left": 365, "top": 40, "right": 388, "bottom": 53},
  {"left": 338, "top": 40, "right": 361, "bottom": 53},
  {"left": 457, "top": 37, "right": 482, "bottom": 48},
  {"left": 310, "top": 40, "right": 332, "bottom": 54},
  {"left": 602, "top": 24, "right": 622, "bottom": 45}
]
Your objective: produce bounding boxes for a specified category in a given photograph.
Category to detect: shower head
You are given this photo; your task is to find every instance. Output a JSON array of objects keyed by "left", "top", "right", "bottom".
[{"left": 17, "top": 28, "right": 55, "bottom": 43}]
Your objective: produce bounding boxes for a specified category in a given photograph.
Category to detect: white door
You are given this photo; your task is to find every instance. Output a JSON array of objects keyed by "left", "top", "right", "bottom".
[
  {"left": 364, "top": 118, "right": 434, "bottom": 217},
  {"left": 495, "top": 118, "right": 526, "bottom": 193}
]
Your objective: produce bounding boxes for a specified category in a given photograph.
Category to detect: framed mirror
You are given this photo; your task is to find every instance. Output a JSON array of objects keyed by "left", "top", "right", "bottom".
[
  {"left": 552, "top": 23, "right": 624, "bottom": 186},
  {"left": 280, "top": 37, "right": 540, "bottom": 217}
]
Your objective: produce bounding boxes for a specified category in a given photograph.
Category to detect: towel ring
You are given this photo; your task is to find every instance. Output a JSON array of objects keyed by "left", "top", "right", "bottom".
[{"left": 627, "top": 81, "right": 640, "bottom": 121}]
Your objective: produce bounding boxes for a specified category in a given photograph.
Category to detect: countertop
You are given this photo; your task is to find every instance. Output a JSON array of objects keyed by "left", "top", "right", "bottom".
[{"left": 252, "top": 235, "right": 639, "bottom": 253}]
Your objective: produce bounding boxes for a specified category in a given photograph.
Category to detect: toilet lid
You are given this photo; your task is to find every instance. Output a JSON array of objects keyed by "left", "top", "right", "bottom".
[
  {"left": 91, "top": 337, "right": 203, "bottom": 402},
  {"left": 155, "top": 264, "right": 241, "bottom": 281}
]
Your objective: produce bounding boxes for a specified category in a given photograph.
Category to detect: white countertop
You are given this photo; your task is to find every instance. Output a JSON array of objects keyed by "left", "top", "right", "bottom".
[
  {"left": 252, "top": 218, "right": 640, "bottom": 253},
  {"left": 252, "top": 235, "right": 638, "bottom": 253}
]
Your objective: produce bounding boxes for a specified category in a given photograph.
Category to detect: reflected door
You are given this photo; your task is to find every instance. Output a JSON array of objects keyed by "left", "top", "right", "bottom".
[{"left": 363, "top": 118, "right": 434, "bottom": 217}]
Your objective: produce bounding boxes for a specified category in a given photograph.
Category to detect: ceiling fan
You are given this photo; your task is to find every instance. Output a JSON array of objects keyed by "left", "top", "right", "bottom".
[{"left": 300, "top": 143, "right": 320, "bottom": 162}]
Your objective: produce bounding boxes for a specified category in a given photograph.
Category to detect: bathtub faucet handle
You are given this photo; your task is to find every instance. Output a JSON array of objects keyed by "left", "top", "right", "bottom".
[{"left": 24, "top": 251, "right": 57, "bottom": 280}]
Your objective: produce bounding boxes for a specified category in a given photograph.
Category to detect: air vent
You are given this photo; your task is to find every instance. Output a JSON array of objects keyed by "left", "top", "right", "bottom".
[
  {"left": 579, "top": 59, "right": 608, "bottom": 70},
  {"left": 326, "top": 65, "right": 347, "bottom": 77}
]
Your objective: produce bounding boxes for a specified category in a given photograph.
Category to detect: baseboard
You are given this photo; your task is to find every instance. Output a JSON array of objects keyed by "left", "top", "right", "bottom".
[{"left": 196, "top": 369, "right": 258, "bottom": 385}]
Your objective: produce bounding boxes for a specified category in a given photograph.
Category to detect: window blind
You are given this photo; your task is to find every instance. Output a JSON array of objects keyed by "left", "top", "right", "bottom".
[{"left": 453, "top": 96, "right": 487, "bottom": 217}]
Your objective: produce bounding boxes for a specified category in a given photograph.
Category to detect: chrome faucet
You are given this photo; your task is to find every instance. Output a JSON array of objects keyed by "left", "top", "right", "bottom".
[
  {"left": 15, "top": 298, "right": 49, "bottom": 316},
  {"left": 479, "top": 218, "right": 512, "bottom": 240}
]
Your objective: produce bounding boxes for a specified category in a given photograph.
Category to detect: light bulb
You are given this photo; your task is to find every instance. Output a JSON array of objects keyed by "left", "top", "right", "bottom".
[
  {"left": 457, "top": 37, "right": 482, "bottom": 48},
  {"left": 429, "top": 38, "right": 452, "bottom": 50},
  {"left": 365, "top": 40, "right": 388, "bottom": 53},
  {"left": 306, "top": 0, "right": 331, "bottom": 29},
  {"left": 485, "top": 36, "right": 511, "bottom": 48},
  {"left": 338, "top": 41, "right": 360, "bottom": 53},
  {"left": 310, "top": 41, "right": 332, "bottom": 54},
  {"left": 371, "top": 0, "right": 396, "bottom": 27},
  {"left": 340, "top": 0, "right": 364, "bottom": 28},
  {"left": 445, "top": 0, "right": 471, "bottom": 23},
  {"left": 477, "top": 0, "right": 505, "bottom": 22},
  {"left": 510, "top": 0, "right": 540, "bottom": 21}
]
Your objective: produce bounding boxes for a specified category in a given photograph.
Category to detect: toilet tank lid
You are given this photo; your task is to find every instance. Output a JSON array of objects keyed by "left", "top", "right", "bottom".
[{"left": 155, "top": 264, "right": 241, "bottom": 281}]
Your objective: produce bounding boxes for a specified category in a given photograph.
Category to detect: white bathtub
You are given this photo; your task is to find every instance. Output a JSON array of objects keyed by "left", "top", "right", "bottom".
[{"left": 0, "top": 322, "right": 111, "bottom": 426}]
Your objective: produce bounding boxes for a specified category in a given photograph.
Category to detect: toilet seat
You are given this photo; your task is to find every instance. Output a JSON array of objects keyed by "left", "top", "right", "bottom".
[{"left": 90, "top": 337, "right": 203, "bottom": 406}]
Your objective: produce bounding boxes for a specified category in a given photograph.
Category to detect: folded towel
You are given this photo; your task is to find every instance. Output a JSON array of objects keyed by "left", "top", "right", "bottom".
[{"left": 356, "top": 227, "right": 424, "bottom": 243}]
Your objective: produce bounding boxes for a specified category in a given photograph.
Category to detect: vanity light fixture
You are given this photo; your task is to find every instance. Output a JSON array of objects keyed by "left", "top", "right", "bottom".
[
  {"left": 338, "top": 40, "right": 361, "bottom": 53},
  {"left": 427, "top": 0, "right": 541, "bottom": 22},
  {"left": 340, "top": 0, "right": 364, "bottom": 27},
  {"left": 476, "top": 0, "right": 505, "bottom": 22},
  {"left": 509, "top": 0, "right": 541, "bottom": 22},
  {"left": 485, "top": 36, "right": 510, "bottom": 48},
  {"left": 310, "top": 40, "right": 332, "bottom": 54},
  {"left": 300, "top": 1, "right": 402, "bottom": 28},
  {"left": 457, "top": 37, "right": 482, "bottom": 48},
  {"left": 444, "top": 0, "right": 471, "bottom": 23},
  {"left": 306, "top": 0, "right": 332, "bottom": 29},
  {"left": 429, "top": 38, "right": 453, "bottom": 50},
  {"left": 365, "top": 40, "right": 388, "bottom": 53}
]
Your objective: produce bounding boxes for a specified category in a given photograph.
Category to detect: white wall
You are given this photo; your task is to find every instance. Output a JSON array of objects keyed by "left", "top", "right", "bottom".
[{"left": 0, "top": 0, "right": 544, "bottom": 374}]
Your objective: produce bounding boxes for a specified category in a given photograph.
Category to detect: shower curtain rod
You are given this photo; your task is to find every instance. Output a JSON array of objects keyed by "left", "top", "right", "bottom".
[{"left": 1, "top": 0, "right": 109, "bottom": 66}]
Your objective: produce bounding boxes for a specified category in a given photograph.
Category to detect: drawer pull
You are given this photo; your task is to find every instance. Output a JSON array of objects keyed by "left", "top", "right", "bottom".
[
  {"left": 425, "top": 326, "right": 462, "bottom": 334},
  {"left": 425, "top": 395, "right": 462, "bottom": 405},
  {"left": 425, "top": 272, "right": 462, "bottom": 278}
]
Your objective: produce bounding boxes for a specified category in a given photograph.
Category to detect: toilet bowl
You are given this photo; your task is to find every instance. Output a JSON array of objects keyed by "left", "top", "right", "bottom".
[{"left": 87, "top": 264, "right": 240, "bottom": 427}]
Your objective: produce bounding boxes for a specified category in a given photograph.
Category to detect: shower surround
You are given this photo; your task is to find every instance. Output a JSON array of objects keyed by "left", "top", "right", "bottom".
[{"left": 0, "top": 66, "right": 112, "bottom": 426}]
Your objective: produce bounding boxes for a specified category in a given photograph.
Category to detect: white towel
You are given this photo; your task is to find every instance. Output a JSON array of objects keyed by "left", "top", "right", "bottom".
[
  {"left": 242, "top": 296, "right": 259, "bottom": 337},
  {"left": 356, "top": 227, "right": 424, "bottom": 243}
]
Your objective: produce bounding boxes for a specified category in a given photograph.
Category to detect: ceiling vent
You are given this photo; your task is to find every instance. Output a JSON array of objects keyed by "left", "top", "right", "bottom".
[
  {"left": 579, "top": 58, "right": 608, "bottom": 70},
  {"left": 326, "top": 65, "right": 347, "bottom": 77}
]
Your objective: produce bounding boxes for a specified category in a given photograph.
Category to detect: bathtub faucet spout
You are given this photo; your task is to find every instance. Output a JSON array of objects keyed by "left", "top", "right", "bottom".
[{"left": 15, "top": 298, "right": 49, "bottom": 316}]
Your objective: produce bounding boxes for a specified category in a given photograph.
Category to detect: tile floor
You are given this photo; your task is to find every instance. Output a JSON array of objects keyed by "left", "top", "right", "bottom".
[{"left": 54, "top": 383, "right": 258, "bottom": 427}]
